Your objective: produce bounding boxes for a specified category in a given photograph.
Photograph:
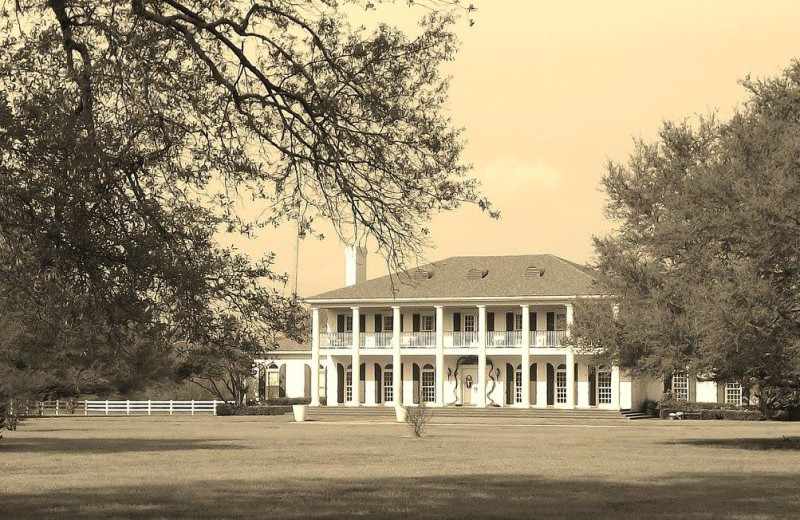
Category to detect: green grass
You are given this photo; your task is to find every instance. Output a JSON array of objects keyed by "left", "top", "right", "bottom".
[{"left": 2, "top": 415, "right": 800, "bottom": 518}]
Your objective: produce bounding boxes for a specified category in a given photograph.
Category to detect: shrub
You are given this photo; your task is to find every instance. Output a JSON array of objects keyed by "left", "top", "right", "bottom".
[
  {"left": 659, "top": 405, "right": 763, "bottom": 421},
  {"left": 264, "top": 397, "right": 311, "bottom": 406},
  {"left": 405, "top": 403, "right": 434, "bottom": 437},
  {"left": 215, "top": 404, "right": 292, "bottom": 416}
]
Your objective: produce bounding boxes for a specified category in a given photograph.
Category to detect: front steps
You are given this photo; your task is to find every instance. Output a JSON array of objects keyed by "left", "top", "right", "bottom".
[
  {"left": 308, "top": 406, "right": 639, "bottom": 421},
  {"left": 620, "top": 408, "right": 657, "bottom": 420}
]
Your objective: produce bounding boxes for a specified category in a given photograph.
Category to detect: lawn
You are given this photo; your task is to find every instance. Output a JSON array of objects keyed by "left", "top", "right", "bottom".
[{"left": 2, "top": 415, "right": 800, "bottom": 519}]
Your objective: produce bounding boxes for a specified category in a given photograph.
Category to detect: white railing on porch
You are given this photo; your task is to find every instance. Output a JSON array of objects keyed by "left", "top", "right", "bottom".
[
  {"left": 400, "top": 331, "right": 435, "bottom": 348},
  {"left": 321, "top": 332, "right": 352, "bottom": 348},
  {"left": 531, "top": 330, "right": 567, "bottom": 347},
  {"left": 486, "top": 331, "right": 522, "bottom": 347},
  {"left": 361, "top": 332, "right": 393, "bottom": 348},
  {"left": 444, "top": 331, "right": 481, "bottom": 348}
]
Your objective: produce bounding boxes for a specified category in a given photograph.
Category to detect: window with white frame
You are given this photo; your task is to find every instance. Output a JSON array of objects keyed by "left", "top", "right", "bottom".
[
  {"left": 384, "top": 365, "right": 394, "bottom": 402},
  {"left": 556, "top": 364, "right": 567, "bottom": 404},
  {"left": 345, "top": 365, "right": 353, "bottom": 402},
  {"left": 421, "top": 315, "right": 435, "bottom": 332},
  {"left": 672, "top": 372, "right": 689, "bottom": 401},
  {"left": 464, "top": 315, "right": 476, "bottom": 332},
  {"left": 725, "top": 382, "right": 742, "bottom": 406},
  {"left": 344, "top": 316, "right": 353, "bottom": 332},
  {"left": 515, "top": 365, "right": 523, "bottom": 403},
  {"left": 383, "top": 316, "right": 394, "bottom": 332},
  {"left": 597, "top": 370, "right": 612, "bottom": 404},
  {"left": 514, "top": 314, "right": 523, "bottom": 331},
  {"left": 421, "top": 364, "right": 435, "bottom": 403}
]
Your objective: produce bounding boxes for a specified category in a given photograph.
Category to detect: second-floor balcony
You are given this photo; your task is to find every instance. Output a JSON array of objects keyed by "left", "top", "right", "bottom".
[{"left": 320, "top": 330, "right": 568, "bottom": 349}]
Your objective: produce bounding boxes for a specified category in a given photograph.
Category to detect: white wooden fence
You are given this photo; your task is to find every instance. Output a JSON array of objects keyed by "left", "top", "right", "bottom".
[{"left": 20, "top": 400, "right": 225, "bottom": 416}]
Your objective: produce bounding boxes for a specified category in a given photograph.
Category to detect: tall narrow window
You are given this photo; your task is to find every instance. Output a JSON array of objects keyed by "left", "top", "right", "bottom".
[
  {"left": 267, "top": 363, "right": 280, "bottom": 400},
  {"left": 464, "top": 315, "right": 476, "bottom": 332},
  {"left": 597, "top": 370, "right": 612, "bottom": 404},
  {"left": 345, "top": 316, "right": 353, "bottom": 332},
  {"left": 514, "top": 314, "right": 523, "bottom": 331},
  {"left": 383, "top": 316, "right": 394, "bottom": 332},
  {"left": 384, "top": 364, "right": 394, "bottom": 402},
  {"left": 421, "top": 364, "right": 435, "bottom": 403},
  {"left": 345, "top": 365, "right": 353, "bottom": 402},
  {"left": 515, "top": 365, "right": 523, "bottom": 404},
  {"left": 319, "top": 365, "right": 327, "bottom": 399},
  {"left": 673, "top": 372, "right": 689, "bottom": 401},
  {"left": 556, "top": 364, "right": 567, "bottom": 404},
  {"left": 421, "top": 315, "right": 435, "bottom": 332},
  {"left": 725, "top": 382, "right": 742, "bottom": 406}
]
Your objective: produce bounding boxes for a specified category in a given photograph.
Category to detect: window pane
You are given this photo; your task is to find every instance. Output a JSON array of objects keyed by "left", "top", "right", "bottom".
[
  {"left": 673, "top": 373, "right": 689, "bottom": 401},
  {"left": 556, "top": 369, "right": 567, "bottom": 404},
  {"left": 422, "top": 369, "right": 435, "bottom": 403},
  {"left": 464, "top": 315, "right": 475, "bottom": 332},
  {"left": 598, "top": 371, "right": 612, "bottom": 404}
]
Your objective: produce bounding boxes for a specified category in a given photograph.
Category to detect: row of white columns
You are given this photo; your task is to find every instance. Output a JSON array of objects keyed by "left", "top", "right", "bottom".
[{"left": 310, "top": 303, "right": 619, "bottom": 409}]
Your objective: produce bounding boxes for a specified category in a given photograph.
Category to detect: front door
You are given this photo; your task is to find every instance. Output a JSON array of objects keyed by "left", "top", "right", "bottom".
[{"left": 460, "top": 366, "right": 477, "bottom": 405}]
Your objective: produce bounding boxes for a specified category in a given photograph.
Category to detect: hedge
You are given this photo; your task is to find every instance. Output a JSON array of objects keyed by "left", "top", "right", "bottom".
[
  {"left": 216, "top": 404, "right": 293, "bottom": 416},
  {"left": 264, "top": 397, "right": 311, "bottom": 406},
  {"left": 660, "top": 407, "right": 763, "bottom": 421}
]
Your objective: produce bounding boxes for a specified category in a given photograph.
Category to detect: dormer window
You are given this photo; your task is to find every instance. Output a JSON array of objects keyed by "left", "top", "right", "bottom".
[
  {"left": 525, "top": 266, "right": 544, "bottom": 278},
  {"left": 414, "top": 268, "right": 433, "bottom": 280},
  {"left": 467, "top": 268, "right": 489, "bottom": 279}
]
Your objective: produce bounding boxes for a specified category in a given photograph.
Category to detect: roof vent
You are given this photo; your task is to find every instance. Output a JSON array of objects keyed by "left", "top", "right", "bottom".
[
  {"left": 413, "top": 268, "right": 433, "bottom": 280},
  {"left": 525, "top": 266, "right": 544, "bottom": 278},
  {"left": 467, "top": 268, "right": 489, "bottom": 280}
]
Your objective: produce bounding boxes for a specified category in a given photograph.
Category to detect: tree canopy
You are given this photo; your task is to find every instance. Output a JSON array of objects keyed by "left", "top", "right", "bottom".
[
  {"left": 572, "top": 61, "right": 800, "bottom": 413},
  {"left": 0, "top": 0, "right": 487, "bottom": 401}
]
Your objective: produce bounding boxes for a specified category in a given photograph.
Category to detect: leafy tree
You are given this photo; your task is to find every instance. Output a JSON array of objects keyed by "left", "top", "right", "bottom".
[
  {"left": 0, "top": 1, "right": 488, "bottom": 404},
  {"left": 573, "top": 62, "right": 800, "bottom": 417}
]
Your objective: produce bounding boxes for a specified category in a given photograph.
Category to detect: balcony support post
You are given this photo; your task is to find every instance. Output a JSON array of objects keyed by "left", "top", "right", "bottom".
[
  {"left": 435, "top": 305, "right": 444, "bottom": 407},
  {"left": 477, "top": 305, "right": 487, "bottom": 408},
  {"left": 350, "top": 307, "right": 360, "bottom": 407},
  {"left": 392, "top": 306, "right": 402, "bottom": 405},
  {"left": 521, "top": 304, "right": 531, "bottom": 407},
  {"left": 310, "top": 307, "right": 320, "bottom": 406}
]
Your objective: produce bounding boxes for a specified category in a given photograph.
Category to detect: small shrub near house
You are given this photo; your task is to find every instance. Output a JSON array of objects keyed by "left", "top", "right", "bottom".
[
  {"left": 405, "top": 403, "right": 434, "bottom": 437},
  {"left": 215, "top": 404, "right": 292, "bottom": 416},
  {"left": 659, "top": 395, "right": 763, "bottom": 421},
  {"left": 264, "top": 397, "right": 310, "bottom": 406}
]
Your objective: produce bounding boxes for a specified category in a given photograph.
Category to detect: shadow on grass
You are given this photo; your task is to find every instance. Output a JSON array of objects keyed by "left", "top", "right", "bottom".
[
  {"left": 1, "top": 472, "right": 798, "bottom": 519},
  {"left": 670, "top": 436, "right": 800, "bottom": 451},
  {"left": 1, "top": 437, "right": 246, "bottom": 454}
]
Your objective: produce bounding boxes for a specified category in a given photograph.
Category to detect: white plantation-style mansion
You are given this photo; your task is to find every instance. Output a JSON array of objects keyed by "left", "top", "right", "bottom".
[{"left": 254, "top": 247, "right": 750, "bottom": 411}]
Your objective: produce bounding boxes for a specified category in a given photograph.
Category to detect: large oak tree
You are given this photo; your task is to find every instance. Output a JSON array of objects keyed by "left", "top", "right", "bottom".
[{"left": 0, "top": 1, "right": 487, "bottom": 403}]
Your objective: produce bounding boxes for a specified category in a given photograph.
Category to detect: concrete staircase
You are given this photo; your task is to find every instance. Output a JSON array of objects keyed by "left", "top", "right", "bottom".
[
  {"left": 620, "top": 408, "right": 657, "bottom": 420},
  {"left": 308, "top": 406, "right": 639, "bottom": 421}
]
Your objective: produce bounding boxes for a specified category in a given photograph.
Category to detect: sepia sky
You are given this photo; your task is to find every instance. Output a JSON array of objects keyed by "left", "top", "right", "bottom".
[{"left": 244, "top": 0, "right": 800, "bottom": 298}]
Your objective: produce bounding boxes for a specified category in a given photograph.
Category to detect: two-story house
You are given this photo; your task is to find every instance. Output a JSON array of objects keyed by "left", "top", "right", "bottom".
[{"left": 254, "top": 247, "right": 748, "bottom": 411}]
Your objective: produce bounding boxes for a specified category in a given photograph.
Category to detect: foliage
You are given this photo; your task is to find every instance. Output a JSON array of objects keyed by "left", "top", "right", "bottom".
[
  {"left": 262, "top": 397, "right": 311, "bottom": 406},
  {"left": 404, "top": 402, "right": 434, "bottom": 437},
  {"left": 215, "top": 403, "right": 291, "bottom": 416},
  {"left": 0, "top": 1, "right": 488, "bottom": 403},
  {"left": 572, "top": 60, "right": 800, "bottom": 411}
]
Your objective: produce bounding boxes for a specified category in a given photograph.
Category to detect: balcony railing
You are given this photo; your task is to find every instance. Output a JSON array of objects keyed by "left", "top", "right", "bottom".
[
  {"left": 361, "top": 332, "right": 393, "bottom": 348},
  {"left": 400, "top": 331, "right": 435, "bottom": 348},
  {"left": 486, "top": 331, "right": 522, "bottom": 347},
  {"left": 444, "top": 331, "right": 481, "bottom": 348},
  {"left": 320, "top": 332, "right": 352, "bottom": 349},
  {"left": 531, "top": 330, "right": 567, "bottom": 347}
]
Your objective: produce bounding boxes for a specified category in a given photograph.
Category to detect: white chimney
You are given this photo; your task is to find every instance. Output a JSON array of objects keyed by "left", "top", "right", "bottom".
[{"left": 345, "top": 245, "right": 367, "bottom": 286}]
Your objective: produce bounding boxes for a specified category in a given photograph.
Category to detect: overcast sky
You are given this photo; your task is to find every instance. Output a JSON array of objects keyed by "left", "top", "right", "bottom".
[{"left": 247, "top": 0, "right": 800, "bottom": 298}]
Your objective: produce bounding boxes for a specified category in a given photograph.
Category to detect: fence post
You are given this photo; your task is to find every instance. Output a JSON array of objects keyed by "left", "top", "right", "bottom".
[
  {"left": 169, "top": 400, "right": 173, "bottom": 416},
  {"left": 148, "top": 399, "right": 151, "bottom": 416},
  {"left": 105, "top": 400, "right": 109, "bottom": 416},
  {"left": 84, "top": 400, "right": 88, "bottom": 416},
  {"left": 56, "top": 399, "right": 59, "bottom": 416},
  {"left": 213, "top": 400, "right": 217, "bottom": 416},
  {"left": 191, "top": 400, "right": 195, "bottom": 416},
  {"left": 126, "top": 400, "right": 130, "bottom": 416}
]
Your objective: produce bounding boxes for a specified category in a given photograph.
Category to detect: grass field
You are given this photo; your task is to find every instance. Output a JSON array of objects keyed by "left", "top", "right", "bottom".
[{"left": 2, "top": 415, "right": 800, "bottom": 519}]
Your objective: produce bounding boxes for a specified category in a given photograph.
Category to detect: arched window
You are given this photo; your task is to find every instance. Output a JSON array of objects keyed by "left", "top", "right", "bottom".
[
  {"left": 421, "top": 364, "right": 435, "bottom": 403},
  {"left": 555, "top": 363, "right": 567, "bottom": 404},
  {"left": 515, "top": 364, "right": 523, "bottom": 404},
  {"left": 384, "top": 364, "right": 394, "bottom": 402},
  {"left": 345, "top": 364, "right": 353, "bottom": 402},
  {"left": 267, "top": 363, "right": 280, "bottom": 400}
]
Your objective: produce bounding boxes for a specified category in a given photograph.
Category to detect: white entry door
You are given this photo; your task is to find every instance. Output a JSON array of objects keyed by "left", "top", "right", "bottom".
[{"left": 460, "top": 366, "right": 477, "bottom": 405}]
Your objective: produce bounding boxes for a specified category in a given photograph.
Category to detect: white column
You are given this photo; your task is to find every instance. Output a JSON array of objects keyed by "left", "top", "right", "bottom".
[
  {"left": 536, "top": 362, "right": 548, "bottom": 407},
  {"left": 565, "top": 303, "right": 574, "bottom": 336},
  {"left": 577, "top": 361, "right": 590, "bottom": 408},
  {"left": 310, "top": 307, "right": 320, "bottom": 406},
  {"left": 611, "top": 365, "right": 621, "bottom": 410},
  {"left": 477, "top": 305, "right": 487, "bottom": 408},
  {"left": 392, "top": 306, "right": 402, "bottom": 405},
  {"left": 435, "top": 305, "right": 445, "bottom": 407},
  {"left": 565, "top": 347, "right": 575, "bottom": 409},
  {"left": 326, "top": 355, "right": 336, "bottom": 406},
  {"left": 350, "top": 307, "right": 360, "bottom": 406},
  {"left": 521, "top": 304, "right": 531, "bottom": 407}
]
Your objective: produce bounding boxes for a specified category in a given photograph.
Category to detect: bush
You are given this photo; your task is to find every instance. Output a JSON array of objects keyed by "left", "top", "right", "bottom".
[
  {"left": 215, "top": 404, "right": 292, "bottom": 416},
  {"left": 659, "top": 406, "right": 763, "bottom": 421},
  {"left": 264, "top": 397, "right": 311, "bottom": 406},
  {"left": 405, "top": 403, "right": 434, "bottom": 437}
]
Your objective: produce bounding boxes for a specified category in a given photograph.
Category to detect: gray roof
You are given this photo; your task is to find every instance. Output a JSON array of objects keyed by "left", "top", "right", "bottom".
[{"left": 306, "top": 254, "right": 602, "bottom": 302}]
